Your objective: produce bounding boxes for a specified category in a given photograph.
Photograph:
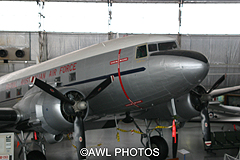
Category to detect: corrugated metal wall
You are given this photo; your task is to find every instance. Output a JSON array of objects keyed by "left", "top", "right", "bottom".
[
  {"left": 46, "top": 33, "right": 108, "bottom": 59},
  {"left": 181, "top": 35, "right": 240, "bottom": 89},
  {"left": 0, "top": 32, "right": 38, "bottom": 76},
  {"left": 0, "top": 32, "right": 240, "bottom": 89}
]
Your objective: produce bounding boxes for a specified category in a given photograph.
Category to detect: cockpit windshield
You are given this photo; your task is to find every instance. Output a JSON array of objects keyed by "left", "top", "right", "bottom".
[
  {"left": 148, "top": 41, "right": 178, "bottom": 52},
  {"left": 158, "top": 42, "right": 177, "bottom": 51}
]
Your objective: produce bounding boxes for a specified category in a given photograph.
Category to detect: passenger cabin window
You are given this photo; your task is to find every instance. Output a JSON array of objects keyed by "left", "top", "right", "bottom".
[
  {"left": 6, "top": 91, "right": 10, "bottom": 99},
  {"left": 148, "top": 44, "right": 157, "bottom": 52},
  {"left": 136, "top": 45, "right": 147, "bottom": 59},
  {"left": 16, "top": 87, "right": 22, "bottom": 96},
  {"left": 69, "top": 72, "right": 76, "bottom": 82},
  {"left": 54, "top": 77, "right": 61, "bottom": 82},
  {"left": 158, "top": 42, "right": 177, "bottom": 51}
]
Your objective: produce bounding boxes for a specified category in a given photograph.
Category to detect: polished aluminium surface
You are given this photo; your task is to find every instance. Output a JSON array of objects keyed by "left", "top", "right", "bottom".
[{"left": 0, "top": 35, "right": 210, "bottom": 134}]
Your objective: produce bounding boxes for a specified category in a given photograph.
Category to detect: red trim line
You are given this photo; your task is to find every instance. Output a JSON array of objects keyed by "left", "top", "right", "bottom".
[{"left": 117, "top": 49, "right": 142, "bottom": 109}]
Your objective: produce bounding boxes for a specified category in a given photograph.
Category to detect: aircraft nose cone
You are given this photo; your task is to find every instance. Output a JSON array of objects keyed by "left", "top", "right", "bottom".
[
  {"left": 149, "top": 50, "right": 209, "bottom": 95},
  {"left": 180, "top": 51, "right": 209, "bottom": 85}
]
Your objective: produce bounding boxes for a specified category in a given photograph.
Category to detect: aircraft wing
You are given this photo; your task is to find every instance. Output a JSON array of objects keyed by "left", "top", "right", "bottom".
[
  {"left": 192, "top": 85, "right": 240, "bottom": 123},
  {"left": 210, "top": 85, "right": 240, "bottom": 98},
  {"left": 190, "top": 101, "right": 240, "bottom": 123},
  {"left": 209, "top": 101, "right": 240, "bottom": 114},
  {"left": 190, "top": 114, "right": 240, "bottom": 123}
]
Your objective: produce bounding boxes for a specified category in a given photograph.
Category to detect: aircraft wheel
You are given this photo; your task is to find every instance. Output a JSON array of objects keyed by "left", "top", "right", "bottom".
[
  {"left": 27, "top": 150, "right": 47, "bottom": 160},
  {"left": 148, "top": 136, "right": 168, "bottom": 160}
]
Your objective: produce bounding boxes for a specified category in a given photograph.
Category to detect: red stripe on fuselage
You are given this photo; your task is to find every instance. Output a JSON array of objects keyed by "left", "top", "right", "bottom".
[{"left": 117, "top": 49, "right": 142, "bottom": 109}]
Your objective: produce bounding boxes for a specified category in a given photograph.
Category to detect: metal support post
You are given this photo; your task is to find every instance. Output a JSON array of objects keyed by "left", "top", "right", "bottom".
[
  {"left": 21, "top": 131, "right": 27, "bottom": 160},
  {"left": 37, "top": 0, "right": 48, "bottom": 62},
  {"left": 108, "top": 0, "right": 113, "bottom": 40},
  {"left": 15, "top": 131, "right": 31, "bottom": 160},
  {"left": 178, "top": 0, "right": 183, "bottom": 48}
]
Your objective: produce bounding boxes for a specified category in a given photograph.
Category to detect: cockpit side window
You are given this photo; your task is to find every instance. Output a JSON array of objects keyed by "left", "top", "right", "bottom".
[
  {"left": 136, "top": 45, "right": 147, "bottom": 59},
  {"left": 158, "top": 41, "right": 177, "bottom": 51},
  {"left": 148, "top": 44, "right": 157, "bottom": 52}
]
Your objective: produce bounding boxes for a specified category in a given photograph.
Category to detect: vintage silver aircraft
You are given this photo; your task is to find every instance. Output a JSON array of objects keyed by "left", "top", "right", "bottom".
[{"left": 1, "top": 34, "right": 240, "bottom": 160}]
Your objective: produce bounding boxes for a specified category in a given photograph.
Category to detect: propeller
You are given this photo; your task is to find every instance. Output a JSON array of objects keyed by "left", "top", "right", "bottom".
[
  {"left": 30, "top": 77, "right": 75, "bottom": 105},
  {"left": 84, "top": 75, "right": 114, "bottom": 101},
  {"left": 31, "top": 75, "right": 114, "bottom": 159},
  {"left": 207, "top": 74, "right": 226, "bottom": 94},
  {"left": 192, "top": 75, "right": 226, "bottom": 102},
  {"left": 190, "top": 75, "right": 226, "bottom": 147},
  {"left": 201, "top": 107, "right": 211, "bottom": 147},
  {"left": 31, "top": 75, "right": 114, "bottom": 111},
  {"left": 74, "top": 112, "right": 86, "bottom": 159}
]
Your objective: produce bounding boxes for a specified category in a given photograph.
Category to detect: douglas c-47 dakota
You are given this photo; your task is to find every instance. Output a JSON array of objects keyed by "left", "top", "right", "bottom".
[{"left": 1, "top": 35, "right": 240, "bottom": 160}]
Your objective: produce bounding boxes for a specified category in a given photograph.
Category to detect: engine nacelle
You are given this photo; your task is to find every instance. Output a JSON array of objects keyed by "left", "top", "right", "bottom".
[
  {"left": 175, "top": 85, "right": 208, "bottom": 120},
  {"left": 175, "top": 93, "right": 200, "bottom": 120},
  {"left": 14, "top": 87, "right": 88, "bottom": 135}
]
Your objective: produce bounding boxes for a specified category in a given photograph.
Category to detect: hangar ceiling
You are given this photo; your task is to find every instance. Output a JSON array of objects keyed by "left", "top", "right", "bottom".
[
  {"left": 1, "top": 0, "right": 240, "bottom": 89},
  {"left": 0, "top": 0, "right": 240, "bottom": 2}
]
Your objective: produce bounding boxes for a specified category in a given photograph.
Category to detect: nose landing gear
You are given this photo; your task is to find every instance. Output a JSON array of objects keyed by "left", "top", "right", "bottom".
[{"left": 122, "top": 112, "right": 169, "bottom": 160}]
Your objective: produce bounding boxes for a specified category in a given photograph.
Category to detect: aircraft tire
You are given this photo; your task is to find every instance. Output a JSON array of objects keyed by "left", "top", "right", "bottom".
[
  {"left": 27, "top": 150, "right": 47, "bottom": 160},
  {"left": 148, "top": 136, "right": 168, "bottom": 160}
]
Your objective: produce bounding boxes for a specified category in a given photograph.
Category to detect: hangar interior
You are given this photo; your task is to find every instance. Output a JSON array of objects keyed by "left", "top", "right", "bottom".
[
  {"left": 1, "top": 32, "right": 240, "bottom": 90},
  {"left": 1, "top": 0, "right": 240, "bottom": 160}
]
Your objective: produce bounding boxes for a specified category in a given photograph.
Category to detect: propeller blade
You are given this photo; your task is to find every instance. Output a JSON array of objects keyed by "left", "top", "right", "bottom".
[
  {"left": 201, "top": 107, "right": 212, "bottom": 147},
  {"left": 74, "top": 112, "right": 86, "bottom": 159},
  {"left": 190, "top": 75, "right": 225, "bottom": 149},
  {"left": 30, "top": 77, "right": 75, "bottom": 105},
  {"left": 84, "top": 75, "right": 114, "bottom": 101},
  {"left": 72, "top": 76, "right": 114, "bottom": 159},
  {"left": 207, "top": 74, "right": 226, "bottom": 94}
]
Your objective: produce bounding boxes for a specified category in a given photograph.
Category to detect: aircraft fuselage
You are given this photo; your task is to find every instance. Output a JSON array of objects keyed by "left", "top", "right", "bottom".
[{"left": 0, "top": 35, "right": 209, "bottom": 125}]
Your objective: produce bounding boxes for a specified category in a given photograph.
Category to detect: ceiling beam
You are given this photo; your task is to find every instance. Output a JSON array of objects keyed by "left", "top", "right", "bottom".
[{"left": 0, "top": 0, "right": 240, "bottom": 3}]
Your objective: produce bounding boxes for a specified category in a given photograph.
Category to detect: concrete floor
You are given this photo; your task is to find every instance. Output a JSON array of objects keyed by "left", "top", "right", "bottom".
[{"left": 14, "top": 121, "right": 240, "bottom": 160}]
